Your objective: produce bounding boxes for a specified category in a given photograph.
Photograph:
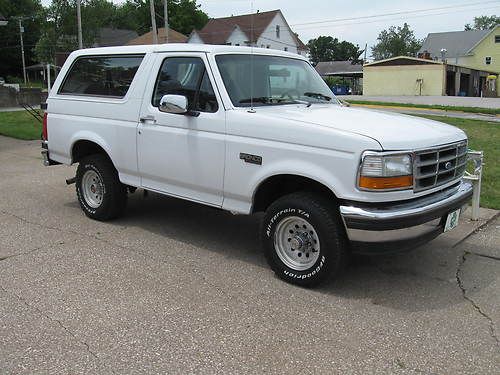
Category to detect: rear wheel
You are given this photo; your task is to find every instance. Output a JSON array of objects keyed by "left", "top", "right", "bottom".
[
  {"left": 76, "top": 154, "right": 127, "bottom": 221},
  {"left": 261, "top": 192, "right": 348, "bottom": 287}
]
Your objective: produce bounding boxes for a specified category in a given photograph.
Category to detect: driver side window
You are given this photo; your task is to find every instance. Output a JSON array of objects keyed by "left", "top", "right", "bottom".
[{"left": 152, "top": 57, "right": 218, "bottom": 113}]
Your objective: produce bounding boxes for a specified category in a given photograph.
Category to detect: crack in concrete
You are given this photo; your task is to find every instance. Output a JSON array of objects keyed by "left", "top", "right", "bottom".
[
  {"left": 455, "top": 252, "right": 499, "bottom": 347},
  {"left": 467, "top": 252, "right": 500, "bottom": 262},
  {"left": 0, "top": 246, "right": 45, "bottom": 262},
  {"left": 452, "top": 211, "right": 500, "bottom": 249},
  {"left": 0, "top": 285, "right": 99, "bottom": 359}
]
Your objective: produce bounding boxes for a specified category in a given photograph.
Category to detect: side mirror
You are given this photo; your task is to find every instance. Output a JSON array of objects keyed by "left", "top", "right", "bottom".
[{"left": 159, "top": 94, "right": 188, "bottom": 114}]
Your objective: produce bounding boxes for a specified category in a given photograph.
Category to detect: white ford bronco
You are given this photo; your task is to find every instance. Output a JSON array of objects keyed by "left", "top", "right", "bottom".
[{"left": 42, "top": 44, "right": 473, "bottom": 286}]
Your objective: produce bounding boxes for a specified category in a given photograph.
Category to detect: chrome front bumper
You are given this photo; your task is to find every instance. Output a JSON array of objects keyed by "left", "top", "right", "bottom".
[{"left": 340, "top": 181, "right": 473, "bottom": 254}]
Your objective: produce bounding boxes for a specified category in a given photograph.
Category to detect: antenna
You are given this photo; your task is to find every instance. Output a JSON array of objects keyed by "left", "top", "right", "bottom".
[{"left": 248, "top": 0, "right": 256, "bottom": 113}]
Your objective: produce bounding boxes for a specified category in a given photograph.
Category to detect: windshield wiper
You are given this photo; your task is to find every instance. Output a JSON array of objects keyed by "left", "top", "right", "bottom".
[
  {"left": 303, "top": 92, "right": 332, "bottom": 102},
  {"left": 239, "top": 97, "right": 272, "bottom": 104},
  {"left": 279, "top": 99, "right": 311, "bottom": 107}
]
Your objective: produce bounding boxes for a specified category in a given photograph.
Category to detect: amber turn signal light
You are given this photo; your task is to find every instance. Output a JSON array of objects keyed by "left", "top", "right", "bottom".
[{"left": 359, "top": 175, "right": 413, "bottom": 190}]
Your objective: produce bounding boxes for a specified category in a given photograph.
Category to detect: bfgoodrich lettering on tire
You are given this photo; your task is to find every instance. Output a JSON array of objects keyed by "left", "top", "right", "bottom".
[
  {"left": 76, "top": 154, "right": 127, "bottom": 221},
  {"left": 261, "top": 192, "right": 348, "bottom": 287}
]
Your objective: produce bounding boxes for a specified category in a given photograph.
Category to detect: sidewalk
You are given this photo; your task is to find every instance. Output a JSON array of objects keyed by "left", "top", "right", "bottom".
[
  {"left": 338, "top": 95, "right": 500, "bottom": 109},
  {"left": 0, "top": 106, "right": 40, "bottom": 112},
  {"left": 349, "top": 103, "right": 500, "bottom": 122}
]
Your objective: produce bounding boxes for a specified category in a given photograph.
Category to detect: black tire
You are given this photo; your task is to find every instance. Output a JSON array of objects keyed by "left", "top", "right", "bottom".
[
  {"left": 261, "top": 192, "right": 348, "bottom": 287},
  {"left": 76, "top": 154, "right": 127, "bottom": 221}
]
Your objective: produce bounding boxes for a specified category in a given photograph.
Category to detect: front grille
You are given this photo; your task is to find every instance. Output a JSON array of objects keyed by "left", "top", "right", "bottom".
[{"left": 414, "top": 141, "right": 467, "bottom": 192}]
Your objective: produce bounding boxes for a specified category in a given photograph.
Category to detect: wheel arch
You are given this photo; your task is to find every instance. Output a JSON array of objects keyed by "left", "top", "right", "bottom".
[
  {"left": 251, "top": 173, "right": 339, "bottom": 213},
  {"left": 70, "top": 135, "right": 113, "bottom": 165}
]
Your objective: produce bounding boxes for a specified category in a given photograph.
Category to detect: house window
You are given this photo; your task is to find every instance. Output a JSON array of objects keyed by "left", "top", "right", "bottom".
[
  {"left": 495, "top": 35, "right": 500, "bottom": 43},
  {"left": 276, "top": 25, "right": 280, "bottom": 39},
  {"left": 486, "top": 56, "right": 492, "bottom": 65},
  {"left": 284, "top": 47, "right": 288, "bottom": 52}
]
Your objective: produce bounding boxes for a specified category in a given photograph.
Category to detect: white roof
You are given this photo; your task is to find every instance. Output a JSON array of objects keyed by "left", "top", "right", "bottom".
[{"left": 70, "top": 43, "right": 307, "bottom": 60}]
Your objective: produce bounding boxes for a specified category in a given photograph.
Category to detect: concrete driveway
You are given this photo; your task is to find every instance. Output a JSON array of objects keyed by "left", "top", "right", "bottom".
[{"left": 1, "top": 136, "right": 499, "bottom": 374}]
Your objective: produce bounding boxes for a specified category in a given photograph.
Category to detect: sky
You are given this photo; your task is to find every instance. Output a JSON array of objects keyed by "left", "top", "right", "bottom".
[{"left": 40, "top": 0, "right": 500, "bottom": 55}]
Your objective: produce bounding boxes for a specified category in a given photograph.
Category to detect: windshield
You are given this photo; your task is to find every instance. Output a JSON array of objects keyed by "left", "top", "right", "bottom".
[{"left": 216, "top": 54, "right": 337, "bottom": 107}]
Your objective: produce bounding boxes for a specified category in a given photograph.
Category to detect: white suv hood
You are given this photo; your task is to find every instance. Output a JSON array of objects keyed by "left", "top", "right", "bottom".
[{"left": 256, "top": 104, "right": 467, "bottom": 150}]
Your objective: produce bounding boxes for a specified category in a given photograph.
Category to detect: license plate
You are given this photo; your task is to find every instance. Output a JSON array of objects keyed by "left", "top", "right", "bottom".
[{"left": 444, "top": 209, "right": 461, "bottom": 232}]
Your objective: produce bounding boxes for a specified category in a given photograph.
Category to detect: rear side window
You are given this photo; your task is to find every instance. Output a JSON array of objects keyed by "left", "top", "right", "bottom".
[{"left": 59, "top": 55, "right": 144, "bottom": 98}]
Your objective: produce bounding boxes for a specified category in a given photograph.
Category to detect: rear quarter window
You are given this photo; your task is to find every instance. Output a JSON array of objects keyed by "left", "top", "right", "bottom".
[{"left": 59, "top": 54, "right": 144, "bottom": 98}]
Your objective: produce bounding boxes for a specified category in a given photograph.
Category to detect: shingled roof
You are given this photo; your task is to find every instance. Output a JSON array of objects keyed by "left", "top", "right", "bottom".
[
  {"left": 418, "top": 29, "right": 491, "bottom": 59},
  {"left": 127, "top": 27, "right": 187, "bottom": 45},
  {"left": 194, "top": 9, "right": 281, "bottom": 44},
  {"left": 96, "top": 28, "right": 138, "bottom": 47},
  {"left": 315, "top": 61, "right": 363, "bottom": 76}
]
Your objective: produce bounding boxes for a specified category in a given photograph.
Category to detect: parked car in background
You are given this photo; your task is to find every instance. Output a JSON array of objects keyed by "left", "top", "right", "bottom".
[{"left": 41, "top": 44, "right": 473, "bottom": 286}]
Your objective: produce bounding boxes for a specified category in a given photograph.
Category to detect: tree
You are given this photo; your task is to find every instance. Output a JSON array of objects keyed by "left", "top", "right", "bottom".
[
  {"left": 465, "top": 15, "right": 500, "bottom": 30},
  {"left": 0, "top": 0, "right": 45, "bottom": 77},
  {"left": 371, "top": 23, "right": 421, "bottom": 61},
  {"left": 34, "top": 0, "right": 118, "bottom": 64},
  {"left": 307, "top": 36, "right": 364, "bottom": 65},
  {"left": 114, "top": 0, "right": 208, "bottom": 36},
  {"left": 34, "top": 0, "right": 209, "bottom": 65}
]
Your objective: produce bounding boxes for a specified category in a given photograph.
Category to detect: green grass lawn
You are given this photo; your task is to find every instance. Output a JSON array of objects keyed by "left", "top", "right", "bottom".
[
  {"left": 347, "top": 100, "right": 500, "bottom": 116},
  {"left": 0, "top": 110, "right": 42, "bottom": 140},
  {"left": 0, "top": 111, "right": 498, "bottom": 209}
]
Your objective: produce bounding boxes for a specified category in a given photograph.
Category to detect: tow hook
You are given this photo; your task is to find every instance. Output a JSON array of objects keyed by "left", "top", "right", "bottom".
[{"left": 66, "top": 177, "right": 76, "bottom": 185}]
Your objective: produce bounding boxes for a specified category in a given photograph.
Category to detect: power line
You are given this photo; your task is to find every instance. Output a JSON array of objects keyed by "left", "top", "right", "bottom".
[
  {"left": 290, "top": 0, "right": 500, "bottom": 27},
  {"left": 293, "top": 4, "right": 500, "bottom": 31}
]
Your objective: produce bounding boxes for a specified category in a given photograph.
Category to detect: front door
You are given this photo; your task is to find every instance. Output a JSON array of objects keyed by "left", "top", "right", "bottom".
[{"left": 137, "top": 52, "right": 225, "bottom": 206}]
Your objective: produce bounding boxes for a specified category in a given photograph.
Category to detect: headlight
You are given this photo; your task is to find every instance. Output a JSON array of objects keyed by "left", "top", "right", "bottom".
[{"left": 358, "top": 152, "right": 413, "bottom": 191}]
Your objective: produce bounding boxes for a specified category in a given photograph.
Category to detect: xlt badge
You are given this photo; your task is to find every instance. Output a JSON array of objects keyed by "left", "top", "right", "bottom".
[{"left": 240, "top": 153, "right": 262, "bottom": 165}]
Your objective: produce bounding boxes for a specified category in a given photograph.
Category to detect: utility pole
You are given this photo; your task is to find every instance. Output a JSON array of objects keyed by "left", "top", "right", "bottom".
[
  {"left": 46, "top": 64, "right": 51, "bottom": 92},
  {"left": 18, "top": 19, "right": 27, "bottom": 85},
  {"left": 150, "top": 0, "right": 158, "bottom": 44},
  {"left": 164, "top": 0, "right": 169, "bottom": 43},
  {"left": 77, "top": 0, "right": 83, "bottom": 49}
]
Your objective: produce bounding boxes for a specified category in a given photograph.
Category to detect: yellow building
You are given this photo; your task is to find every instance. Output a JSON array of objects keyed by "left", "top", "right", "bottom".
[
  {"left": 363, "top": 56, "right": 498, "bottom": 97},
  {"left": 418, "top": 25, "right": 499, "bottom": 95},
  {"left": 457, "top": 25, "right": 500, "bottom": 74}
]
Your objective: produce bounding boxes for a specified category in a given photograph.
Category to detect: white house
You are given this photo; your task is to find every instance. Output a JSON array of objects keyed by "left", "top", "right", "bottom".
[{"left": 187, "top": 9, "right": 308, "bottom": 57}]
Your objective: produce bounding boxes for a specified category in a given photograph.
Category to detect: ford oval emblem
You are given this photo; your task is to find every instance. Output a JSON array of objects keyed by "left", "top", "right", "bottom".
[{"left": 445, "top": 161, "right": 453, "bottom": 170}]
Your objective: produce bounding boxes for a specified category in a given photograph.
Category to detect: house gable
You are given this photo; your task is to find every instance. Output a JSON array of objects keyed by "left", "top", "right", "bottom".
[
  {"left": 256, "top": 11, "right": 298, "bottom": 53},
  {"left": 418, "top": 29, "right": 489, "bottom": 63},
  {"left": 187, "top": 30, "right": 204, "bottom": 44},
  {"left": 187, "top": 9, "right": 305, "bottom": 55},
  {"left": 459, "top": 25, "right": 500, "bottom": 73},
  {"left": 226, "top": 25, "right": 250, "bottom": 46}
]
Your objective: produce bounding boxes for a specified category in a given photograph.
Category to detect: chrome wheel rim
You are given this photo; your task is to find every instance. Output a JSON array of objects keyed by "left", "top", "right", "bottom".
[
  {"left": 81, "top": 170, "right": 104, "bottom": 208},
  {"left": 274, "top": 216, "right": 320, "bottom": 271}
]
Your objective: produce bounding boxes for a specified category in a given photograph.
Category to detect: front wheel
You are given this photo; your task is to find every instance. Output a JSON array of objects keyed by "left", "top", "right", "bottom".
[{"left": 261, "top": 192, "right": 348, "bottom": 287}]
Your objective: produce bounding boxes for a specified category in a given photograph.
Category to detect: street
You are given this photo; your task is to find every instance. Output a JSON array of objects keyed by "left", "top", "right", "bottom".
[{"left": 0, "top": 135, "right": 499, "bottom": 374}]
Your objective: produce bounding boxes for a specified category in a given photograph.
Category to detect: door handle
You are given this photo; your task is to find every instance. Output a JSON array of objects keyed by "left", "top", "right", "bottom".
[{"left": 139, "top": 115, "right": 156, "bottom": 123}]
